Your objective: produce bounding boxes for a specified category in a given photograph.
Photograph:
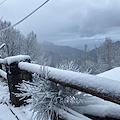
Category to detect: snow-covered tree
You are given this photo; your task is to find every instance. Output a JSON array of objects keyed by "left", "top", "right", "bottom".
[
  {"left": 24, "top": 31, "right": 39, "bottom": 60},
  {"left": 0, "top": 20, "right": 52, "bottom": 65},
  {"left": 78, "top": 44, "right": 96, "bottom": 74},
  {"left": 96, "top": 38, "right": 119, "bottom": 73},
  {"left": 56, "top": 60, "right": 80, "bottom": 72},
  {"left": 0, "top": 20, "right": 25, "bottom": 57}
]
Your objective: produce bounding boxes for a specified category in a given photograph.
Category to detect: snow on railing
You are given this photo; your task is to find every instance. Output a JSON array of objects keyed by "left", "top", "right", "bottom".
[
  {"left": 0, "top": 55, "right": 31, "bottom": 65},
  {"left": 18, "top": 62, "right": 120, "bottom": 105},
  {"left": 4, "top": 55, "right": 31, "bottom": 65}
]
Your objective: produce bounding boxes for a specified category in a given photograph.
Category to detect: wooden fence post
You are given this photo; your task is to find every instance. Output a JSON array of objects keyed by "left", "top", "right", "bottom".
[
  {"left": 5, "top": 57, "right": 32, "bottom": 107},
  {"left": 6, "top": 62, "right": 23, "bottom": 107},
  {"left": 21, "top": 59, "right": 32, "bottom": 82}
]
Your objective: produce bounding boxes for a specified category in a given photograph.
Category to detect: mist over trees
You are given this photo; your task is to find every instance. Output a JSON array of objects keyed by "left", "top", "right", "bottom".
[
  {"left": 93, "top": 38, "right": 120, "bottom": 73},
  {"left": 96, "top": 38, "right": 120, "bottom": 73},
  {"left": 1, "top": 20, "right": 120, "bottom": 75},
  {"left": 0, "top": 20, "right": 51, "bottom": 65},
  {"left": 56, "top": 38, "right": 120, "bottom": 74}
]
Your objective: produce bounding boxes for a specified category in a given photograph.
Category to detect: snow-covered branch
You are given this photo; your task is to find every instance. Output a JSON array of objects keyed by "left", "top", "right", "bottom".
[
  {"left": 0, "top": 43, "right": 5, "bottom": 50},
  {"left": 16, "top": 73, "right": 90, "bottom": 120},
  {"left": 0, "top": 69, "right": 7, "bottom": 79},
  {"left": 0, "top": 81, "right": 9, "bottom": 104},
  {"left": 53, "top": 106, "right": 91, "bottom": 120}
]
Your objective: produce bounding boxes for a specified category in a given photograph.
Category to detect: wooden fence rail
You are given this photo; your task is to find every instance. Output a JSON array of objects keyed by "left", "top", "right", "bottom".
[{"left": 18, "top": 62, "right": 120, "bottom": 105}]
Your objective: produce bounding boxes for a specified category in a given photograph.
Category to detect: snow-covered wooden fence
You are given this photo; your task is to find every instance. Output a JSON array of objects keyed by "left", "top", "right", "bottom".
[
  {"left": 0, "top": 55, "right": 32, "bottom": 107},
  {"left": 0, "top": 55, "right": 120, "bottom": 119},
  {"left": 18, "top": 62, "right": 120, "bottom": 105}
]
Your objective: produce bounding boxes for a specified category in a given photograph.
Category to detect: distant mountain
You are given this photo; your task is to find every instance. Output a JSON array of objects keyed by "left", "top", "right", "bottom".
[
  {"left": 88, "top": 40, "right": 120, "bottom": 63},
  {"left": 43, "top": 50, "right": 63, "bottom": 67},
  {"left": 115, "top": 41, "right": 120, "bottom": 47},
  {"left": 40, "top": 41, "right": 84, "bottom": 59}
]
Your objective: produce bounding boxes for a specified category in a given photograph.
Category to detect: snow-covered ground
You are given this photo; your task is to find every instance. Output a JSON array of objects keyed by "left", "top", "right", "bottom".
[
  {"left": 0, "top": 104, "right": 17, "bottom": 120},
  {"left": 0, "top": 103, "right": 33, "bottom": 120},
  {"left": 0, "top": 78, "right": 33, "bottom": 120}
]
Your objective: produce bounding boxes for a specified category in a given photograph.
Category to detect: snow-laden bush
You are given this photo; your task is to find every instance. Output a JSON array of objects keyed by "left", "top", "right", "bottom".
[
  {"left": 0, "top": 80, "right": 9, "bottom": 104},
  {"left": 17, "top": 66, "right": 90, "bottom": 120},
  {"left": 56, "top": 60, "right": 80, "bottom": 72}
]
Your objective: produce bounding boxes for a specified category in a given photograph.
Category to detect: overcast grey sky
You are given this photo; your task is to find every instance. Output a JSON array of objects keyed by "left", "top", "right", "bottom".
[{"left": 0, "top": 0, "right": 120, "bottom": 49}]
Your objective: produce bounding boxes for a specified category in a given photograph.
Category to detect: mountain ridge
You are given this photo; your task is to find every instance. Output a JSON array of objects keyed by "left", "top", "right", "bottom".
[{"left": 40, "top": 41, "right": 84, "bottom": 58}]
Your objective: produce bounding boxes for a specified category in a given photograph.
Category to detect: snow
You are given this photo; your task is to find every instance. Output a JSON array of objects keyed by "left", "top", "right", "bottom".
[
  {"left": 0, "top": 104, "right": 17, "bottom": 120},
  {"left": 54, "top": 106, "right": 91, "bottom": 120},
  {"left": 0, "top": 43, "right": 5, "bottom": 50},
  {"left": 0, "top": 80, "right": 15, "bottom": 120},
  {"left": 0, "top": 78, "right": 33, "bottom": 120},
  {"left": 71, "top": 67, "right": 120, "bottom": 118},
  {"left": 97, "top": 67, "right": 120, "bottom": 82},
  {"left": 61, "top": 106, "right": 91, "bottom": 120},
  {"left": 19, "top": 62, "right": 120, "bottom": 98},
  {"left": 0, "top": 103, "right": 33, "bottom": 120},
  {"left": 72, "top": 96, "right": 120, "bottom": 119},
  {"left": 0, "top": 59, "right": 4, "bottom": 64},
  {"left": 4, "top": 55, "right": 31, "bottom": 65},
  {"left": 0, "top": 69, "right": 7, "bottom": 79},
  {"left": 8, "top": 104, "right": 33, "bottom": 120},
  {"left": 0, "top": 80, "right": 9, "bottom": 104}
]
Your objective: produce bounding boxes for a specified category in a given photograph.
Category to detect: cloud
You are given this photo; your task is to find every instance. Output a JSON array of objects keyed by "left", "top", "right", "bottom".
[{"left": 1, "top": 0, "right": 120, "bottom": 48}]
